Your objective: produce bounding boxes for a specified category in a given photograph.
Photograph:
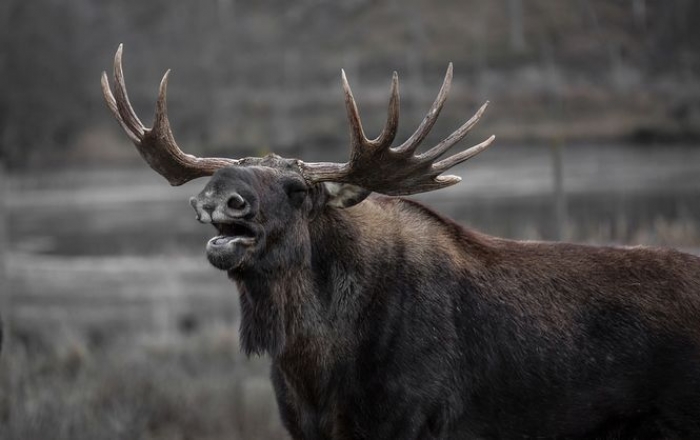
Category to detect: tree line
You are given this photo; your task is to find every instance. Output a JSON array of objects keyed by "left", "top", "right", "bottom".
[{"left": 1, "top": 0, "right": 698, "bottom": 168}]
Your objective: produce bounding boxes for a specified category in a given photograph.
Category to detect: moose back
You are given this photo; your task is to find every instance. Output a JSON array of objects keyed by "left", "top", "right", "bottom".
[{"left": 103, "top": 46, "right": 700, "bottom": 439}]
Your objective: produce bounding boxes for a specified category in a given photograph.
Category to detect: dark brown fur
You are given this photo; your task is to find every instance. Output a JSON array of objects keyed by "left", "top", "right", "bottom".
[{"left": 191, "top": 163, "right": 700, "bottom": 440}]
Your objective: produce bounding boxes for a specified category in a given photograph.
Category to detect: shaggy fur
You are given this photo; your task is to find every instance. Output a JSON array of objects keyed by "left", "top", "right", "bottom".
[{"left": 191, "top": 163, "right": 700, "bottom": 440}]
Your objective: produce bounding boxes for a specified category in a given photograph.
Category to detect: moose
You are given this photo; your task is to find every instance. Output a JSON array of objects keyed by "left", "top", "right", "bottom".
[{"left": 102, "top": 45, "right": 700, "bottom": 439}]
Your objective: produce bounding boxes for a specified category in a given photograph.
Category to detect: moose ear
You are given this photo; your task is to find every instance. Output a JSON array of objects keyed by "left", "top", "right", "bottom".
[{"left": 322, "top": 182, "right": 371, "bottom": 209}]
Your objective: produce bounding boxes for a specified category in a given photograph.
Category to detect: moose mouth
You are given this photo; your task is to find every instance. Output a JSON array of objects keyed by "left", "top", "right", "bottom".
[
  {"left": 206, "top": 221, "right": 259, "bottom": 271},
  {"left": 208, "top": 222, "right": 257, "bottom": 247}
]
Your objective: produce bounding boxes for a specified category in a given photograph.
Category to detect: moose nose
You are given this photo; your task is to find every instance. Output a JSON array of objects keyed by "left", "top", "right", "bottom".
[
  {"left": 227, "top": 193, "right": 246, "bottom": 210},
  {"left": 190, "top": 192, "right": 250, "bottom": 224}
]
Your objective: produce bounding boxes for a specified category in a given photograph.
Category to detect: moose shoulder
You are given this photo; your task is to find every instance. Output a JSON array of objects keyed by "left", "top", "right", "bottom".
[{"left": 103, "top": 45, "right": 700, "bottom": 440}]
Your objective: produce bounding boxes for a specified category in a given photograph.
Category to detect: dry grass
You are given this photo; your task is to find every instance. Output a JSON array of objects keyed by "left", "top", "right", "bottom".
[{"left": 0, "top": 319, "right": 289, "bottom": 440}]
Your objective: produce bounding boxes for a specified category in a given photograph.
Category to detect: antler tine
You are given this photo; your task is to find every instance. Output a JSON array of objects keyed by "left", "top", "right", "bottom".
[
  {"left": 152, "top": 69, "right": 184, "bottom": 155},
  {"left": 418, "top": 101, "right": 490, "bottom": 162},
  {"left": 101, "top": 71, "right": 141, "bottom": 145},
  {"left": 373, "top": 72, "right": 400, "bottom": 148},
  {"left": 433, "top": 134, "right": 496, "bottom": 174},
  {"left": 112, "top": 44, "right": 146, "bottom": 139},
  {"left": 341, "top": 69, "right": 366, "bottom": 151},
  {"left": 342, "top": 70, "right": 400, "bottom": 154},
  {"left": 101, "top": 46, "right": 143, "bottom": 145},
  {"left": 393, "top": 63, "right": 453, "bottom": 155},
  {"left": 102, "top": 45, "right": 240, "bottom": 186}
]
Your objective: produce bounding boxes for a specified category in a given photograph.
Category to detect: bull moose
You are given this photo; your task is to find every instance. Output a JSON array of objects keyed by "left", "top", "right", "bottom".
[{"left": 102, "top": 45, "right": 700, "bottom": 439}]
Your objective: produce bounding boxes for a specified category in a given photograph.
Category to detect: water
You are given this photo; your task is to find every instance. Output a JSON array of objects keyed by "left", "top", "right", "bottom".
[{"left": 9, "top": 143, "right": 700, "bottom": 256}]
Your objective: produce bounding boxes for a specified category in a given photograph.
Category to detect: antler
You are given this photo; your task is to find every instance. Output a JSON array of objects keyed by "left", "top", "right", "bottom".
[
  {"left": 298, "top": 63, "right": 495, "bottom": 196},
  {"left": 101, "top": 44, "right": 239, "bottom": 186},
  {"left": 102, "top": 46, "right": 494, "bottom": 194}
]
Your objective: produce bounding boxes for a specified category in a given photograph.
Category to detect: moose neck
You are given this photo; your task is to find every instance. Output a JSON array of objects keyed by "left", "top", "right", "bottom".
[
  {"left": 229, "top": 199, "right": 381, "bottom": 360},
  {"left": 231, "top": 195, "right": 487, "bottom": 360},
  {"left": 231, "top": 220, "right": 329, "bottom": 359},
  {"left": 235, "top": 266, "right": 326, "bottom": 359}
]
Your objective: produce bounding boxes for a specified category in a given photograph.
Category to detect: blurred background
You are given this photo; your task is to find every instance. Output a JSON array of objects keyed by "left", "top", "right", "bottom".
[{"left": 1, "top": 0, "right": 699, "bottom": 438}]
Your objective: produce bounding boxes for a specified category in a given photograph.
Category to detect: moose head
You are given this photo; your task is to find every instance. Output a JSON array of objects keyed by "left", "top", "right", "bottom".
[{"left": 101, "top": 45, "right": 494, "bottom": 278}]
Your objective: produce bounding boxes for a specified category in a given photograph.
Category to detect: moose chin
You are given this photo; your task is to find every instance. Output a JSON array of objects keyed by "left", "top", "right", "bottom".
[{"left": 103, "top": 45, "right": 700, "bottom": 440}]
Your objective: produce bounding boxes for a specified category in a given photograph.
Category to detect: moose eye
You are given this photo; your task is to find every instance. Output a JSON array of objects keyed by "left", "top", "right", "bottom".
[{"left": 284, "top": 180, "right": 308, "bottom": 206}]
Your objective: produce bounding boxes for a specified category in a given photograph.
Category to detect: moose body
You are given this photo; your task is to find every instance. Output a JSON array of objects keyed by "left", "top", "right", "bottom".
[
  {"left": 201, "top": 167, "right": 700, "bottom": 439},
  {"left": 103, "top": 46, "right": 700, "bottom": 439}
]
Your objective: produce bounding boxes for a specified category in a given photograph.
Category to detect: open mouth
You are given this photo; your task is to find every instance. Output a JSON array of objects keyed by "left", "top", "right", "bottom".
[{"left": 208, "top": 222, "right": 257, "bottom": 247}]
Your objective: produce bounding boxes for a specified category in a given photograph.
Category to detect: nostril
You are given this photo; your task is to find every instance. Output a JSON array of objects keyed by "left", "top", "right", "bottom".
[{"left": 227, "top": 193, "right": 247, "bottom": 210}]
